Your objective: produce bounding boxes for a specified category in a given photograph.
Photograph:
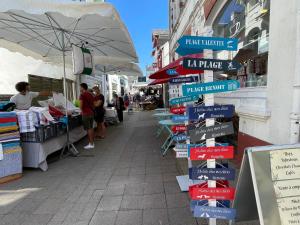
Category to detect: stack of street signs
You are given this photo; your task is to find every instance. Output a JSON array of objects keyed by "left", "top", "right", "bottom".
[{"left": 175, "top": 35, "right": 239, "bottom": 222}]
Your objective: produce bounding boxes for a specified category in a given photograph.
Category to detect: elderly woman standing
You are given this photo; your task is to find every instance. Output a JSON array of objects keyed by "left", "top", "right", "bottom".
[{"left": 93, "top": 86, "right": 106, "bottom": 139}]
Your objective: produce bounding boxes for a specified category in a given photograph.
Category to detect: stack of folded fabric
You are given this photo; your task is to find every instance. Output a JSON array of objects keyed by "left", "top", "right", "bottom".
[
  {"left": 0, "top": 112, "right": 22, "bottom": 182},
  {"left": 30, "top": 107, "right": 54, "bottom": 125}
]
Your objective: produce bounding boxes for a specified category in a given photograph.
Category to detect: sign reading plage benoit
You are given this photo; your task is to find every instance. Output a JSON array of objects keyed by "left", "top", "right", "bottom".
[{"left": 182, "top": 80, "right": 240, "bottom": 96}]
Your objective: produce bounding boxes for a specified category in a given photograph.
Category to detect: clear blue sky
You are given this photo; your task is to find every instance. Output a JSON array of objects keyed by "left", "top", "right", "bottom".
[{"left": 106, "top": 0, "right": 169, "bottom": 76}]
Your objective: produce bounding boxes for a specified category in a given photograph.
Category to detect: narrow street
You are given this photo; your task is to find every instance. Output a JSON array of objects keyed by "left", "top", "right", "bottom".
[{"left": 0, "top": 111, "right": 200, "bottom": 225}]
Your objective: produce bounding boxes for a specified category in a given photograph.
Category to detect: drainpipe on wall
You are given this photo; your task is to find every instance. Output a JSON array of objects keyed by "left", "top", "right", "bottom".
[{"left": 290, "top": 1, "right": 300, "bottom": 144}]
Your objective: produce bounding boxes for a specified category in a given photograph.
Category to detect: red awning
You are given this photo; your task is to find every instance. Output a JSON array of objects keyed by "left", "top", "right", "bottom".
[
  {"left": 148, "top": 78, "right": 170, "bottom": 86},
  {"left": 149, "top": 53, "right": 204, "bottom": 79}
]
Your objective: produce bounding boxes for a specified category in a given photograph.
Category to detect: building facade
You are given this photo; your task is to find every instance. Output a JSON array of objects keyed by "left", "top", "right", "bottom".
[{"left": 168, "top": 0, "right": 300, "bottom": 163}]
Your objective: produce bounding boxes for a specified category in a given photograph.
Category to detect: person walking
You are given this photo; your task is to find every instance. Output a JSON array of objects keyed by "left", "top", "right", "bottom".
[
  {"left": 113, "top": 93, "right": 124, "bottom": 122},
  {"left": 79, "top": 83, "right": 95, "bottom": 149},
  {"left": 93, "top": 86, "right": 106, "bottom": 139}
]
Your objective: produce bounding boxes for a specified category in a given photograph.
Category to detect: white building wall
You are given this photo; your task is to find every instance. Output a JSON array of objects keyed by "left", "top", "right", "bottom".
[{"left": 0, "top": 48, "right": 74, "bottom": 95}]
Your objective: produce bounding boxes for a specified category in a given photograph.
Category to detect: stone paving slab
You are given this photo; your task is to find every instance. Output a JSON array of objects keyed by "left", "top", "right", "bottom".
[{"left": 0, "top": 111, "right": 259, "bottom": 225}]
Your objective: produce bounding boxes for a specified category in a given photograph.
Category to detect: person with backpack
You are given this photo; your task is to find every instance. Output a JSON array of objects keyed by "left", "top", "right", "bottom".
[{"left": 79, "top": 83, "right": 95, "bottom": 149}]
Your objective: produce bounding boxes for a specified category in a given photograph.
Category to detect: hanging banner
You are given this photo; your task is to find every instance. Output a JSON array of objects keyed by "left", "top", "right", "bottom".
[
  {"left": 169, "top": 76, "right": 199, "bottom": 84},
  {"left": 190, "top": 187, "right": 235, "bottom": 200},
  {"left": 183, "top": 58, "right": 242, "bottom": 72},
  {"left": 169, "top": 95, "right": 199, "bottom": 105},
  {"left": 176, "top": 36, "right": 238, "bottom": 56},
  {"left": 193, "top": 206, "right": 236, "bottom": 220},
  {"left": 187, "top": 105, "right": 235, "bottom": 121},
  {"left": 189, "top": 146, "right": 234, "bottom": 160},
  {"left": 182, "top": 80, "right": 240, "bottom": 96},
  {"left": 189, "top": 167, "right": 236, "bottom": 181},
  {"left": 172, "top": 125, "right": 187, "bottom": 133},
  {"left": 170, "top": 106, "right": 186, "bottom": 114},
  {"left": 188, "top": 122, "right": 234, "bottom": 143},
  {"left": 172, "top": 115, "right": 189, "bottom": 123}
]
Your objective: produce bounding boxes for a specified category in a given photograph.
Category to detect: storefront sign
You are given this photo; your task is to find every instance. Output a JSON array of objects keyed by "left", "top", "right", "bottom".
[
  {"left": 190, "top": 187, "right": 235, "bottom": 200},
  {"left": 188, "top": 122, "right": 234, "bottom": 143},
  {"left": 172, "top": 125, "right": 187, "bottom": 133},
  {"left": 190, "top": 167, "right": 236, "bottom": 181},
  {"left": 183, "top": 58, "right": 242, "bottom": 72},
  {"left": 170, "top": 106, "right": 186, "bottom": 114},
  {"left": 277, "top": 196, "right": 300, "bottom": 225},
  {"left": 173, "top": 134, "right": 187, "bottom": 142},
  {"left": 166, "top": 69, "right": 178, "bottom": 76},
  {"left": 270, "top": 148, "right": 300, "bottom": 181},
  {"left": 169, "top": 95, "right": 199, "bottom": 105},
  {"left": 194, "top": 206, "right": 236, "bottom": 220},
  {"left": 172, "top": 115, "right": 189, "bottom": 123},
  {"left": 182, "top": 80, "right": 240, "bottom": 96},
  {"left": 169, "top": 76, "right": 199, "bottom": 84},
  {"left": 187, "top": 104, "right": 235, "bottom": 120},
  {"left": 176, "top": 36, "right": 238, "bottom": 56},
  {"left": 189, "top": 146, "right": 234, "bottom": 160}
]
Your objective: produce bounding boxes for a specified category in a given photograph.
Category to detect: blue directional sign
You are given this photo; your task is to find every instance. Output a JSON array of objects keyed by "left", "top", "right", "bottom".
[
  {"left": 172, "top": 115, "right": 189, "bottom": 123},
  {"left": 190, "top": 200, "right": 230, "bottom": 213},
  {"left": 176, "top": 36, "right": 238, "bottom": 56},
  {"left": 187, "top": 105, "right": 235, "bottom": 121},
  {"left": 183, "top": 58, "right": 242, "bottom": 72},
  {"left": 169, "top": 76, "right": 199, "bottom": 84},
  {"left": 194, "top": 206, "right": 236, "bottom": 220},
  {"left": 169, "top": 95, "right": 199, "bottom": 105},
  {"left": 173, "top": 134, "right": 187, "bottom": 142},
  {"left": 189, "top": 167, "right": 236, "bottom": 181},
  {"left": 166, "top": 69, "right": 178, "bottom": 76},
  {"left": 182, "top": 80, "right": 240, "bottom": 96}
]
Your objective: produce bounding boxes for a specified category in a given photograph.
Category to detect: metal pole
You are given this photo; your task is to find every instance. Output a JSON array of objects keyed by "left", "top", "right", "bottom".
[{"left": 60, "top": 30, "right": 79, "bottom": 157}]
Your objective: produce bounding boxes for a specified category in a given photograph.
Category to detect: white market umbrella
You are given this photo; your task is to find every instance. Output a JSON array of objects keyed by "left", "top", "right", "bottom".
[
  {"left": 0, "top": 0, "right": 139, "bottom": 155},
  {"left": 95, "top": 62, "right": 143, "bottom": 77}
]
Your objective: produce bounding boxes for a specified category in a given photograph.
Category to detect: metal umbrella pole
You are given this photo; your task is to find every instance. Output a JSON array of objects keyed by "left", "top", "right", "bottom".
[{"left": 60, "top": 31, "right": 79, "bottom": 157}]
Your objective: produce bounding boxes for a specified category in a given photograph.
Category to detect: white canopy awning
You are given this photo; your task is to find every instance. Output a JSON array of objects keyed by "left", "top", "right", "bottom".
[
  {"left": 95, "top": 62, "right": 143, "bottom": 77},
  {"left": 0, "top": 0, "right": 139, "bottom": 65}
]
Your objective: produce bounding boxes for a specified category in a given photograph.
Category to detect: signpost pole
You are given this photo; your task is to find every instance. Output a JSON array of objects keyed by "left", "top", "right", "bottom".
[{"left": 204, "top": 49, "right": 217, "bottom": 225}]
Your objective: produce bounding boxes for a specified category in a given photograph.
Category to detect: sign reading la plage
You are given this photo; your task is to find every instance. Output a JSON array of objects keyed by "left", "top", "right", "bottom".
[
  {"left": 188, "top": 105, "right": 235, "bottom": 121},
  {"left": 182, "top": 80, "right": 240, "bottom": 96},
  {"left": 176, "top": 36, "right": 238, "bottom": 56},
  {"left": 169, "top": 76, "right": 199, "bottom": 84},
  {"left": 188, "top": 122, "right": 234, "bottom": 142},
  {"left": 183, "top": 58, "right": 242, "bottom": 72}
]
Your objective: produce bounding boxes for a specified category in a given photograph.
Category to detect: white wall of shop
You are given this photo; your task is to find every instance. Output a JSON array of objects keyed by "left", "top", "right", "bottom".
[
  {"left": 0, "top": 48, "right": 75, "bottom": 95},
  {"left": 266, "top": 0, "right": 298, "bottom": 144}
]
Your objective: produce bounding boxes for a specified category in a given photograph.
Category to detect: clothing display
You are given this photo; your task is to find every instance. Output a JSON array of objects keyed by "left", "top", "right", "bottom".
[{"left": 0, "top": 112, "right": 22, "bottom": 181}]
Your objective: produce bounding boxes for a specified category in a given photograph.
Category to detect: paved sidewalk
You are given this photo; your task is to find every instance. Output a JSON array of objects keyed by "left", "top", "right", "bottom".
[{"left": 0, "top": 111, "right": 259, "bottom": 225}]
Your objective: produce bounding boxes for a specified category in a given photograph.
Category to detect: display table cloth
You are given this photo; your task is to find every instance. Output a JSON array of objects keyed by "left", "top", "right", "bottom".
[{"left": 22, "top": 126, "right": 86, "bottom": 171}]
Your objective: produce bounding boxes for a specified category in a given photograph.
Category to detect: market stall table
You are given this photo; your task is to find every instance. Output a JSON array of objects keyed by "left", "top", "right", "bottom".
[
  {"left": 22, "top": 126, "right": 86, "bottom": 171},
  {"left": 158, "top": 119, "right": 185, "bottom": 155}
]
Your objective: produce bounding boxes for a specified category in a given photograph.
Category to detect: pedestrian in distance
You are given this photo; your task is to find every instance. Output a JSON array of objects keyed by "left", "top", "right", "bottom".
[
  {"left": 79, "top": 83, "right": 95, "bottom": 149},
  {"left": 113, "top": 93, "right": 125, "bottom": 122},
  {"left": 93, "top": 86, "right": 106, "bottom": 139}
]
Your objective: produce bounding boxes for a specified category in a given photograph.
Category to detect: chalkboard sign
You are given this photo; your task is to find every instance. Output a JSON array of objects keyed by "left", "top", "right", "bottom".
[{"left": 233, "top": 144, "right": 300, "bottom": 225}]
